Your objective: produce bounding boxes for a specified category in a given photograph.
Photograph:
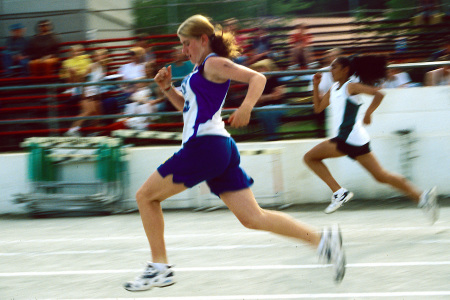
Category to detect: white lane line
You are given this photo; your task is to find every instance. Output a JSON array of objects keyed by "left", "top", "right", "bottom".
[
  {"left": 60, "top": 291, "right": 450, "bottom": 299},
  {"left": 0, "top": 244, "right": 278, "bottom": 256},
  {"left": 0, "top": 232, "right": 267, "bottom": 244},
  {"left": 1, "top": 239, "right": 450, "bottom": 257},
  {"left": 1, "top": 226, "right": 449, "bottom": 244},
  {"left": 1, "top": 261, "right": 449, "bottom": 277}
]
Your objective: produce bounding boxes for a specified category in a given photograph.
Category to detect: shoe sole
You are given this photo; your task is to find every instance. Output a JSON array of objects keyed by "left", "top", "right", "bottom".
[
  {"left": 324, "top": 192, "right": 354, "bottom": 214},
  {"left": 124, "top": 281, "right": 176, "bottom": 292}
]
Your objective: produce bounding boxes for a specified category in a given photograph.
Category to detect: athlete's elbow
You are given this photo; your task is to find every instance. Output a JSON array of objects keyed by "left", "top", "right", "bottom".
[
  {"left": 313, "top": 106, "right": 324, "bottom": 114},
  {"left": 257, "top": 72, "right": 267, "bottom": 86}
]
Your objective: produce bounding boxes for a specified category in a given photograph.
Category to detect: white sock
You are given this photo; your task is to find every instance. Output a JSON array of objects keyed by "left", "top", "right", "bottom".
[
  {"left": 151, "top": 262, "right": 168, "bottom": 271},
  {"left": 333, "top": 188, "right": 346, "bottom": 197}
]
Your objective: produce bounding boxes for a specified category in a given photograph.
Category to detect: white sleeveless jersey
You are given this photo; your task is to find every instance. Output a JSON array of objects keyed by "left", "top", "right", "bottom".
[
  {"left": 329, "top": 79, "right": 370, "bottom": 146},
  {"left": 180, "top": 53, "right": 230, "bottom": 144}
]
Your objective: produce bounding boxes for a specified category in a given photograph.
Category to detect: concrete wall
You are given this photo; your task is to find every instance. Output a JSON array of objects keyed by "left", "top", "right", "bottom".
[
  {"left": 0, "top": 0, "right": 86, "bottom": 43},
  {"left": 0, "top": 0, "right": 133, "bottom": 45},
  {"left": 85, "top": 0, "right": 133, "bottom": 41},
  {"left": 1, "top": 86, "right": 449, "bottom": 214}
]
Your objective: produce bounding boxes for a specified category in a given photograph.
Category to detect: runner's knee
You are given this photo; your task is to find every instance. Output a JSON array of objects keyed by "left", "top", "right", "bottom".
[
  {"left": 236, "top": 210, "right": 266, "bottom": 230},
  {"left": 135, "top": 186, "right": 160, "bottom": 205}
]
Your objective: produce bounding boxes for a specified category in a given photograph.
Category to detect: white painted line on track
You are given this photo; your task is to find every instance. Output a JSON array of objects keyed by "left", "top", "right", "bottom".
[
  {"left": 0, "top": 244, "right": 279, "bottom": 256},
  {"left": 0, "top": 232, "right": 267, "bottom": 244},
  {"left": 1, "top": 261, "right": 449, "bottom": 277},
  {"left": 1, "top": 239, "right": 450, "bottom": 257},
  {"left": 60, "top": 291, "right": 450, "bottom": 299},
  {"left": 1, "top": 226, "right": 449, "bottom": 244}
]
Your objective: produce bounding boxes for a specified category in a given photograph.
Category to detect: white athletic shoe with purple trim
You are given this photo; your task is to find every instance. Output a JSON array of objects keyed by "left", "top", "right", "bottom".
[{"left": 123, "top": 262, "right": 175, "bottom": 292}]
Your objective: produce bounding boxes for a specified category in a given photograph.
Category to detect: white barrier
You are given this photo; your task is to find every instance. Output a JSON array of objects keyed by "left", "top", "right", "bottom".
[{"left": 0, "top": 86, "right": 449, "bottom": 214}]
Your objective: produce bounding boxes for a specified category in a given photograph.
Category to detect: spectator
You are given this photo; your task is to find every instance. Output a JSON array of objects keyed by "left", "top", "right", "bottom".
[
  {"left": 64, "top": 49, "right": 111, "bottom": 137},
  {"left": 118, "top": 47, "right": 146, "bottom": 81},
  {"left": 59, "top": 45, "right": 92, "bottom": 95},
  {"left": 84, "top": 48, "right": 110, "bottom": 97},
  {"left": 224, "top": 18, "right": 247, "bottom": 65},
  {"left": 166, "top": 46, "right": 194, "bottom": 87},
  {"left": 116, "top": 46, "right": 146, "bottom": 104},
  {"left": 26, "top": 19, "right": 60, "bottom": 76},
  {"left": 121, "top": 78, "right": 159, "bottom": 130},
  {"left": 144, "top": 61, "right": 165, "bottom": 109},
  {"left": 246, "top": 27, "right": 273, "bottom": 65},
  {"left": 64, "top": 87, "right": 102, "bottom": 137},
  {"left": 250, "top": 59, "right": 287, "bottom": 141},
  {"left": 382, "top": 68, "right": 412, "bottom": 88},
  {"left": 224, "top": 18, "right": 246, "bottom": 49},
  {"left": 112, "top": 61, "right": 166, "bottom": 131},
  {"left": 160, "top": 47, "right": 194, "bottom": 111},
  {"left": 289, "top": 23, "right": 314, "bottom": 69},
  {"left": 2, "top": 23, "right": 29, "bottom": 77},
  {"left": 135, "top": 33, "right": 156, "bottom": 64}
]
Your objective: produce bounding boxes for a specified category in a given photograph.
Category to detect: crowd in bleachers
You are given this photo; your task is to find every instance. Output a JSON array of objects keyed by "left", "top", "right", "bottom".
[{"left": 0, "top": 16, "right": 449, "bottom": 143}]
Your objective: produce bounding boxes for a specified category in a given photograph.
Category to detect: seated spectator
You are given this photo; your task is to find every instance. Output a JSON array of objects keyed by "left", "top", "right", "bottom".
[
  {"left": 59, "top": 45, "right": 92, "bottom": 95},
  {"left": 118, "top": 47, "right": 146, "bottom": 81},
  {"left": 121, "top": 79, "right": 159, "bottom": 130},
  {"left": 64, "top": 88, "right": 102, "bottom": 137},
  {"left": 250, "top": 59, "right": 287, "bottom": 141},
  {"left": 424, "top": 64, "right": 450, "bottom": 86},
  {"left": 109, "top": 61, "right": 166, "bottom": 131},
  {"left": 289, "top": 23, "right": 314, "bottom": 70},
  {"left": 164, "top": 46, "right": 194, "bottom": 111},
  {"left": 117, "top": 46, "right": 146, "bottom": 103},
  {"left": 64, "top": 49, "right": 112, "bottom": 137},
  {"left": 166, "top": 46, "right": 194, "bottom": 87},
  {"left": 144, "top": 61, "right": 166, "bottom": 111},
  {"left": 224, "top": 18, "right": 247, "bottom": 65},
  {"left": 382, "top": 68, "right": 412, "bottom": 88},
  {"left": 26, "top": 19, "right": 60, "bottom": 76},
  {"left": 83, "top": 48, "right": 110, "bottom": 97},
  {"left": 135, "top": 33, "right": 156, "bottom": 64},
  {"left": 2, "top": 23, "right": 29, "bottom": 77},
  {"left": 246, "top": 27, "right": 273, "bottom": 66}
]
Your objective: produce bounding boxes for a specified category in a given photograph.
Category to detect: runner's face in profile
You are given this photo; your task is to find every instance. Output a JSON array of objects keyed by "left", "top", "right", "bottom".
[
  {"left": 331, "top": 60, "right": 349, "bottom": 82},
  {"left": 179, "top": 35, "right": 204, "bottom": 65}
]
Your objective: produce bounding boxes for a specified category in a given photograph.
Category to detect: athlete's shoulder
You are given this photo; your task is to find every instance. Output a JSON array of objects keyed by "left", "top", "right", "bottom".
[
  {"left": 204, "top": 55, "right": 232, "bottom": 68},
  {"left": 203, "top": 56, "right": 234, "bottom": 82}
]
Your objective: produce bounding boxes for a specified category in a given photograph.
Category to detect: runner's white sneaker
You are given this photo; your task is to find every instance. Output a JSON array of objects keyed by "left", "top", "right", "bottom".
[
  {"left": 418, "top": 186, "right": 439, "bottom": 225},
  {"left": 123, "top": 262, "right": 175, "bottom": 292},
  {"left": 318, "top": 225, "right": 346, "bottom": 283},
  {"left": 324, "top": 190, "right": 354, "bottom": 214}
]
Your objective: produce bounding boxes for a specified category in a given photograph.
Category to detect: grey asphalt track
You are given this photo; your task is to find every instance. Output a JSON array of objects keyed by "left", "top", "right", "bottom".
[{"left": 1, "top": 198, "right": 449, "bottom": 300}]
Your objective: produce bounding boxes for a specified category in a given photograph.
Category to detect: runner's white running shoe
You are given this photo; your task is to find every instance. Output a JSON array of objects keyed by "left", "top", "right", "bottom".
[
  {"left": 123, "top": 262, "right": 175, "bottom": 292},
  {"left": 418, "top": 186, "right": 439, "bottom": 225},
  {"left": 318, "top": 225, "right": 346, "bottom": 283},
  {"left": 324, "top": 190, "right": 354, "bottom": 214}
]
